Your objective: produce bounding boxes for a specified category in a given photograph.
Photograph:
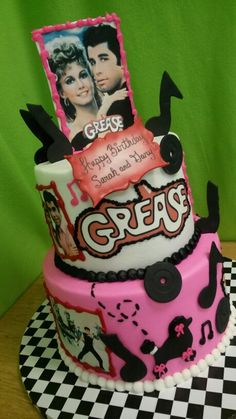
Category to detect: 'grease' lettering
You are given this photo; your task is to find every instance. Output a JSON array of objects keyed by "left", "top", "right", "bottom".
[
  {"left": 84, "top": 115, "right": 124, "bottom": 140},
  {"left": 76, "top": 180, "right": 190, "bottom": 258}
]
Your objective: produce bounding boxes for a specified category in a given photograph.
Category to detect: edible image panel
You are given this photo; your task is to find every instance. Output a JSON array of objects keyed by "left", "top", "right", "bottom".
[
  {"left": 33, "top": 15, "right": 135, "bottom": 146},
  {"left": 38, "top": 182, "right": 82, "bottom": 260},
  {"left": 49, "top": 296, "right": 111, "bottom": 374}
]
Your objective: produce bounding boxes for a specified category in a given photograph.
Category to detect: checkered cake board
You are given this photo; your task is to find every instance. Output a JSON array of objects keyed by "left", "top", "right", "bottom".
[{"left": 19, "top": 261, "right": 236, "bottom": 419}]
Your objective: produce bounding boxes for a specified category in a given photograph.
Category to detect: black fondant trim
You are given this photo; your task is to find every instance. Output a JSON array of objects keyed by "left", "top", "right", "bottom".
[{"left": 54, "top": 224, "right": 201, "bottom": 282}]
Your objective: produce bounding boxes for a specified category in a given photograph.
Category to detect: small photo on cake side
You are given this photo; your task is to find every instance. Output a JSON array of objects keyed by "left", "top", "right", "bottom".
[
  {"left": 38, "top": 183, "right": 81, "bottom": 260},
  {"left": 49, "top": 295, "right": 111, "bottom": 374},
  {"left": 32, "top": 15, "right": 135, "bottom": 149}
]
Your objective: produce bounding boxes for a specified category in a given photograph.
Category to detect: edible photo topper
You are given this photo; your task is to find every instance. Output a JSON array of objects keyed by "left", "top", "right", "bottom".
[
  {"left": 66, "top": 119, "right": 168, "bottom": 206},
  {"left": 32, "top": 14, "right": 135, "bottom": 149}
]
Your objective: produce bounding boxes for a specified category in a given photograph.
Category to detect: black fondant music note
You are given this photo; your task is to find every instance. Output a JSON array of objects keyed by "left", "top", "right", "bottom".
[
  {"left": 198, "top": 241, "right": 224, "bottom": 309},
  {"left": 199, "top": 320, "right": 214, "bottom": 345},
  {"left": 145, "top": 71, "right": 183, "bottom": 136},
  {"left": 196, "top": 182, "right": 220, "bottom": 234},
  {"left": 100, "top": 333, "right": 147, "bottom": 382},
  {"left": 20, "top": 104, "right": 73, "bottom": 164}
]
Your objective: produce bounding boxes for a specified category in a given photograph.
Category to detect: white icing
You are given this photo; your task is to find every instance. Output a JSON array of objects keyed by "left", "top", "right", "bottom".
[
  {"left": 154, "top": 379, "right": 165, "bottom": 391},
  {"left": 173, "top": 372, "right": 184, "bottom": 385},
  {"left": 143, "top": 380, "right": 155, "bottom": 393},
  {"left": 211, "top": 349, "right": 220, "bottom": 360},
  {"left": 190, "top": 365, "right": 200, "bottom": 376},
  {"left": 150, "top": 346, "right": 158, "bottom": 355},
  {"left": 182, "top": 368, "right": 191, "bottom": 380},
  {"left": 197, "top": 359, "right": 207, "bottom": 371},
  {"left": 164, "top": 376, "right": 175, "bottom": 388}
]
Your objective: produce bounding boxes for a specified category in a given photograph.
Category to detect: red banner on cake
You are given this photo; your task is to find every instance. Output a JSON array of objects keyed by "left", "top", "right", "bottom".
[{"left": 66, "top": 119, "right": 168, "bottom": 206}]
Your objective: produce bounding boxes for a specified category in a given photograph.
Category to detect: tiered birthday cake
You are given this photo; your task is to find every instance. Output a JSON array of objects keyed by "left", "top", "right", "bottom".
[{"left": 21, "top": 14, "right": 235, "bottom": 393}]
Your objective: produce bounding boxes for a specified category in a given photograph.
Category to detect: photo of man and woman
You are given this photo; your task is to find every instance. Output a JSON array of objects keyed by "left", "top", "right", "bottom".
[{"left": 40, "top": 19, "right": 134, "bottom": 149}]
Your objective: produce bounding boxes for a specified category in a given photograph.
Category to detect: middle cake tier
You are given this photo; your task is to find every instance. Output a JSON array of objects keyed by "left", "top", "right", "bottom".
[{"left": 35, "top": 133, "right": 195, "bottom": 275}]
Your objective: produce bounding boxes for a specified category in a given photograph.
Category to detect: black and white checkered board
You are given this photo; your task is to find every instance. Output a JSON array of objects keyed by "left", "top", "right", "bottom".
[{"left": 19, "top": 261, "right": 236, "bottom": 419}]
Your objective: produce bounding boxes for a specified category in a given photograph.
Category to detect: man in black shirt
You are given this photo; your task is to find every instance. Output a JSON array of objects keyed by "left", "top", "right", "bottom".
[
  {"left": 78, "top": 327, "right": 104, "bottom": 369},
  {"left": 83, "top": 24, "right": 134, "bottom": 129}
]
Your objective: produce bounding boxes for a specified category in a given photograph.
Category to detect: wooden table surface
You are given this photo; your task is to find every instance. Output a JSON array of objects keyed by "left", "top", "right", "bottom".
[{"left": 1, "top": 242, "right": 236, "bottom": 419}]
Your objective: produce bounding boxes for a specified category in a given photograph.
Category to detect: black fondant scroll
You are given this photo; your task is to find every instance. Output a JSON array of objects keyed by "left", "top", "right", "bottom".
[
  {"left": 196, "top": 181, "right": 220, "bottom": 233},
  {"left": 20, "top": 104, "right": 72, "bottom": 163},
  {"left": 100, "top": 333, "right": 147, "bottom": 382},
  {"left": 145, "top": 71, "right": 183, "bottom": 137},
  {"left": 215, "top": 296, "right": 231, "bottom": 333},
  {"left": 198, "top": 241, "right": 224, "bottom": 309}
]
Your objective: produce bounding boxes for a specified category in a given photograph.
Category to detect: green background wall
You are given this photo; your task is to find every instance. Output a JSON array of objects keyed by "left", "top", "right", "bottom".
[{"left": 1, "top": 0, "right": 236, "bottom": 316}]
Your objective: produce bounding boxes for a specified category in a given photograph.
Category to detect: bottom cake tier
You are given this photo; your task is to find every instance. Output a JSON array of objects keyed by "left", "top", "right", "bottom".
[{"left": 44, "top": 232, "right": 235, "bottom": 393}]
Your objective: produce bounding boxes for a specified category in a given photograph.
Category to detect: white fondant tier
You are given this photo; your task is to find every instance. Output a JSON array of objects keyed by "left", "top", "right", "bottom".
[{"left": 35, "top": 134, "right": 195, "bottom": 273}]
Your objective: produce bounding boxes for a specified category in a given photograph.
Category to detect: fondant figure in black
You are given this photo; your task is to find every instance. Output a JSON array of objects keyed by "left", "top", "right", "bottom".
[
  {"left": 100, "top": 333, "right": 147, "bottom": 382},
  {"left": 198, "top": 241, "right": 224, "bottom": 309},
  {"left": 78, "top": 327, "right": 104, "bottom": 369},
  {"left": 140, "top": 316, "right": 196, "bottom": 378},
  {"left": 83, "top": 24, "right": 134, "bottom": 129}
]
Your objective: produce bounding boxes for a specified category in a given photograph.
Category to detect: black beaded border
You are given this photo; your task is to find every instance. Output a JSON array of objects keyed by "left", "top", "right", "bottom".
[{"left": 54, "top": 224, "right": 201, "bottom": 283}]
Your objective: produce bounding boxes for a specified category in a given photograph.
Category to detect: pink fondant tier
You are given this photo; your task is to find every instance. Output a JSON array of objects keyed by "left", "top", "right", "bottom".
[{"left": 44, "top": 231, "right": 235, "bottom": 393}]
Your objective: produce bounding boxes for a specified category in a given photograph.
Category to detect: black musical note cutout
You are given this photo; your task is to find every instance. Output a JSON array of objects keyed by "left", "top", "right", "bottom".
[
  {"left": 196, "top": 182, "right": 220, "bottom": 234},
  {"left": 198, "top": 241, "right": 224, "bottom": 309},
  {"left": 20, "top": 104, "right": 73, "bottom": 164},
  {"left": 145, "top": 71, "right": 183, "bottom": 137},
  {"left": 215, "top": 296, "right": 231, "bottom": 333},
  {"left": 100, "top": 333, "right": 147, "bottom": 382},
  {"left": 199, "top": 320, "right": 214, "bottom": 345}
]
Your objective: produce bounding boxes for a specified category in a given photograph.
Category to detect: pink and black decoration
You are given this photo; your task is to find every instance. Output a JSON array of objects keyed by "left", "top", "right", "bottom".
[
  {"left": 198, "top": 241, "right": 224, "bottom": 309},
  {"left": 196, "top": 182, "right": 220, "bottom": 234},
  {"left": 144, "top": 261, "right": 182, "bottom": 303},
  {"left": 140, "top": 316, "right": 196, "bottom": 379}
]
